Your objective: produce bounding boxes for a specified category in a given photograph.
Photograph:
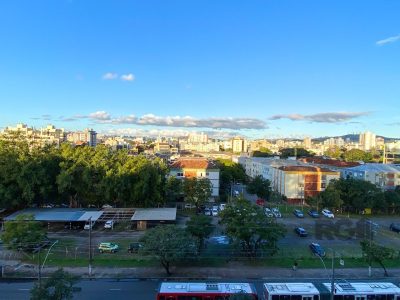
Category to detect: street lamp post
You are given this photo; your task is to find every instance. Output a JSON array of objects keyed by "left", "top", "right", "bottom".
[{"left": 88, "top": 217, "right": 93, "bottom": 278}]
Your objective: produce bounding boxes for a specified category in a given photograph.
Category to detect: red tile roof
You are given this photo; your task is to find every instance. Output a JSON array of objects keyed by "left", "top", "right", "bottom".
[
  {"left": 170, "top": 158, "right": 218, "bottom": 169},
  {"left": 278, "top": 165, "right": 336, "bottom": 173},
  {"left": 299, "top": 157, "right": 360, "bottom": 168}
]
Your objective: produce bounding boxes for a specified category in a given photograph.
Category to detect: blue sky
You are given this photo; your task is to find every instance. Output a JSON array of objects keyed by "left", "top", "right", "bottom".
[{"left": 0, "top": 0, "right": 399, "bottom": 139}]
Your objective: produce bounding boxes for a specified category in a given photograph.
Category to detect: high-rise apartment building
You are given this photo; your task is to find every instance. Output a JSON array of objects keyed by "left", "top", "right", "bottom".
[
  {"left": 231, "top": 137, "right": 247, "bottom": 153},
  {"left": 359, "top": 131, "right": 376, "bottom": 151},
  {"left": 67, "top": 128, "right": 97, "bottom": 147}
]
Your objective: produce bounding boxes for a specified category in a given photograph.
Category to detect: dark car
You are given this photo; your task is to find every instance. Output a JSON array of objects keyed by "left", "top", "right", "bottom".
[
  {"left": 293, "top": 209, "right": 304, "bottom": 218},
  {"left": 128, "top": 242, "right": 144, "bottom": 253},
  {"left": 309, "top": 242, "right": 325, "bottom": 257},
  {"left": 295, "top": 227, "right": 308, "bottom": 237},
  {"left": 390, "top": 223, "right": 400, "bottom": 233},
  {"left": 308, "top": 209, "right": 320, "bottom": 218}
]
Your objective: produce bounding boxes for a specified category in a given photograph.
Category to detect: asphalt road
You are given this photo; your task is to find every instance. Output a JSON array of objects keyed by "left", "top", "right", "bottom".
[{"left": 2, "top": 278, "right": 400, "bottom": 300}]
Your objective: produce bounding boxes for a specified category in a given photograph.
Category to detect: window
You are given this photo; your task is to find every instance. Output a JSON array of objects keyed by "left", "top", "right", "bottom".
[
  {"left": 321, "top": 182, "right": 326, "bottom": 189},
  {"left": 159, "top": 297, "right": 166, "bottom": 300},
  {"left": 314, "top": 296, "right": 320, "bottom": 300},
  {"left": 334, "top": 296, "right": 343, "bottom": 300},
  {"left": 291, "top": 295, "right": 301, "bottom": 300},
  {"left": 280, "top": 295, "right": 290, "bottom": 300},
  {"left": 177, "top": 172, "right": 183, "bottom": 177},
  {"left": 272, "top": 295, "right": 280, "bottom": 300},
  {"left": 367, "top": 295, "right": 376, "bottom": 300},
  {"left": 206, "top": 172, "right": 209, "bottom": 176},
  {"left": 344, "top": 296, "right": 354, "bottom": 300}
]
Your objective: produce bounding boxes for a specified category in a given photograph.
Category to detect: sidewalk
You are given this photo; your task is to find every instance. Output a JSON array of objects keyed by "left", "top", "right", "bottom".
[{"left": 4, "top": 262, "right": 400, "bottom": 280}]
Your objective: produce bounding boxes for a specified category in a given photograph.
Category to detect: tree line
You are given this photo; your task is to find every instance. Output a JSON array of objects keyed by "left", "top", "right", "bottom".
[
  {"left": 0, "top": 140, "right": 168, "bottom": 209},
  {"left": 307, "top": 178, "right": 400, "bottom": 214}
]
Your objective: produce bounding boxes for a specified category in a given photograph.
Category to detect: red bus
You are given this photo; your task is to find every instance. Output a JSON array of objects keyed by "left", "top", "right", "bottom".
[{"left": 157, "top": 282, "right": 258, "bottom": 300}]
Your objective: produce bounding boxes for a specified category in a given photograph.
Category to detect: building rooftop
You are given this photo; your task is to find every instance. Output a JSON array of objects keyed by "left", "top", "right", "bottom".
[
  {"left": 278, "top": 165, "right": 337, "bottom": 173},
  {"left": 322, "top": 282, "right": 400, "bottom": 295},
  {"left": 131, "top": 208, "right": 177, "bottom": 221},
  {"left": 344, "top": 163, "right": 400, "bottom": 173},
  {"left": 170, "top": 157, "right": 218, "bottom": 169},
  {"left": 299, "top": 157, "right": 360, "bottom": 168}
]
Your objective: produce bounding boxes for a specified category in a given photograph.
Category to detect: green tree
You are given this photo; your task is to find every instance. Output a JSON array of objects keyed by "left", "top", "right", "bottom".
[
  {"left": 220, "top": 197, "right": 286, "bottom": 257},
  {"left": 344, "top": 149, "right": 373, "bottom": 162},
  {"left": 183, "top": 177, "right": 212, "bottom": 208},
  {"left": 218, "top": 160, "right": 247, "bottom": 201},
  {"left": 30, "top": 268, "right": 80, "bottom": 300},
  {"left": 324, "top": 146, "right": 342, "bottom": 159},
  {"left": 186, "top": 215, "right": 215, "bottom": 251},
  {"left": 280, "top": 148, "right": 313, "bottom": 158},
  {"left": 2, "top": 214, "right": 46, "bottom": 251},
  {"left": 165, "top": 176, "right": 183, "bottom": 202},
  {"left": 360, "top": 240, "right": 394, "bottom": 277},
  {"left": 246, "top": 175, "right": 271, "bottom": 199},
  {"left": 252, "top": 147, "right": 273, "bottom": 157},
  {"left": 140, "top": 225, "right": 197, "bottom": 275}
]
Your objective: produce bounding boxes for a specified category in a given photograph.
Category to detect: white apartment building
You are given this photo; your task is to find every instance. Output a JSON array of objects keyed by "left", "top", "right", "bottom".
[
  {"left": 342, "top": 163, "right": 400, "bottom": 190},
  {"left": 169, "top": 157, "right": 220, "bottom": 197},
  {"left": 2, "top": 123, "right": 66, "bottom": 146},
  {"left": 239, "top": 156, "right": 340, "bottom": 203},
  {"left": 359, "top": 131, "right": 376, "bottom": 151},
  {"left": 188, "top": 132, "right": 208, "bottom": 144}
]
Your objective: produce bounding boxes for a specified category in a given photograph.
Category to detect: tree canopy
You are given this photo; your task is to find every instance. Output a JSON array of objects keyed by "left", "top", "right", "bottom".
[
  {"left": 280, "top": 148, "right": 313, "bottom": 158},
  {"left": 220, "top": 197, "right": 286, "bottom": 257},
  {"left": 30, "top": 268, "right": 80, "bottom": 300},
  {"left": 343, "top": 149, "right": 373, "bottom": 162},
  {"left": 246, "top": 175, "right": 271, "bottom": 199},
  {"left": 0, "top": 141, "right": 168, "bottom": 209},
  {"left": 140, "top": 225, "right": 197, "bottom": 275},
  {"left": 360, "top": 240, "right": 394, "bottom": 277},
  {"left": 217, "top": 160, "right": 247, "bottom": 201},
  {"left": 186, "top": 215, "right": 215, "bottom": 251},
  {"left": 1, "top": 213, "right": 46, "bottom": 252},
  {"left": 183, "top": 177, "right": 212, "bottom": 208}
]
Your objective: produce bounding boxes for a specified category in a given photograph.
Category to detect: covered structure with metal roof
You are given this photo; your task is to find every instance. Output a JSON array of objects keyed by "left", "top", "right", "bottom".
[
  {"left": 131, "top": 207, "right": 177, "bottom": 230},
  {"left": 4, "top": 208, "right": 104, "bottom": 222}
]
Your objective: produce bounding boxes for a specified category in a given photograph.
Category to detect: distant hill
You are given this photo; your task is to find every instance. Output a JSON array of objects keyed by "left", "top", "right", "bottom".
[{"left": 312, "top": 134, "right": 399, "bottom": 143}]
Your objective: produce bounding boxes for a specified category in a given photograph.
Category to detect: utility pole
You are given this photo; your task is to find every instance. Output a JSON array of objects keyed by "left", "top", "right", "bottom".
[
  {"left": 88, "top": 217, "right": 92, "bottom": 278},
  {"left": 330, "top": 250, "right": 335, "bottom": 300},
  {"left": 37, "top": 247, "right": 41, "bottom": 288}
]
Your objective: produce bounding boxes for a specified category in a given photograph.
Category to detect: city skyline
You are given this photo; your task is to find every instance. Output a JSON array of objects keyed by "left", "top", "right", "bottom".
[{"left": 1, "top": 1, "right": 399, "bottom": 138}]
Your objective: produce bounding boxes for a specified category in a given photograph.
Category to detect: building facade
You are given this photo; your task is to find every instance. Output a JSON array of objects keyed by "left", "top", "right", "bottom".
[{"left": 169, "top": 158, "right": 220, "bottom": 197}]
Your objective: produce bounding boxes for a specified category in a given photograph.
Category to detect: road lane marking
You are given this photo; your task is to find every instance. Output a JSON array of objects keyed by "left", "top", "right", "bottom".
[{"left": 109, "top": 288, "right": 121, "bottom": 291}]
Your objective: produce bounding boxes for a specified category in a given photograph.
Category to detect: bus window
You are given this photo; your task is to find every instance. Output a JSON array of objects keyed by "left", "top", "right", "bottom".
[
  {"left": 386, "top": 295, "right": 394, "bottom": 300},
  {"left": 215, "top": 296, "right": 224, "bottom": 300},
  {"left": 159, "top": 297, "right": 166, "bottom": 300},
  {"left": 344, "top": 296, "right": 355, "bottom": 300},
  {"left": 302, "top": 296, "right": 312, "bottom": 300},
  {"left": 167, "top": 297, "right": 176, "bottom": 300},
  {"left": 375, "top": 295, "right": 386, "bottom": 300},
  {"left": 367, "top": 295, "right": 376, "bottom": 300},
  {"left": 272, "top": 295, "right": 279, "bottom": 300},
  {"left": 280, "top": 295, "right": 290, "bottom": 300},
  {"left": 334, "top": 295, "right": 344, "bottom": 300},
  {"left": 314, "top": 295, "right": 320, "bottom": 300},
  {"left": 291, "top": 295, "right": 301, "bottom": 300}
]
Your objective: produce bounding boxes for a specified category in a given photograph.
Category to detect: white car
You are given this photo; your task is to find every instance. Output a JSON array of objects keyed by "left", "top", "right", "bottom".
[
  {"left": 264, "top": 208, "right": 273, "bottom": 217},
  {"left": 102, "top": 204, "right": 113, "bottom": 209},
  {"left": 322, "top": 209, "right": 334, "bottom": 218},
  {"left": 212, "top": 208, "right": 219, "bottom": 216},
  {"left": 219, "top": 203, "right": 226, "bottom": 211},
  {"left": 84, "top": 221, "right": 95, "bottom": 230},
  {"left": 204, "top": 208, "right": 212, "bottom": 216},
  {"left": 104, "top": 220, "right": 114, "bottom": 229},
  {"left": 184, "top": 203, "right": 196, "bottom": 209},
  {"left": 272, "top": 208, "right": 282, "bottom": 218}
]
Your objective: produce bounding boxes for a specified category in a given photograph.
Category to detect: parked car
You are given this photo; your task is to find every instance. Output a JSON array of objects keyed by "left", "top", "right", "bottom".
[
  {"left": 309, "top": 242, "right": 325, "bottom": 257},
  {"left": 104, "top": 220, "right": 114, "bottom": 229},
  {"left": 219, "top": 203, "right": 226, "bottom": 211},
  {"left": 308, "top": 209, "right": 320, "bottom": 218},
  {"left": 212, "top": 207, "right": 219, "bottom": 216},
  {"left": 98, "top": 242, "right": 119, "bottom": 253},
  {"left": 204, "top": 208, "right": 211, "bottom": 216},
  {"left": 321, "top": 209, "right": 334, "bottom": 218},
  {"left": 184, "top": 203, "right": 196, "bottom": 209},
  {"left": 102, "top": 204, "right": 113, "bottom": 209},
  {"left": 272, "top": 208, "right": 282, "bottom": 218},
  {"left": 293, "top": 209, "right": 304, "bottom": 218},
  {"left": 389, "top": 223, "right": 400, "bottom": 233},
  {"left": 256, "top": 199, "right": 265, "bottom": 206},
  {"left": 295, "top": 227, "right": 308, "bottom": 237},
  {"left": 84, "top": 221, "right": 95, "bottom": 230},
  {"left": 128, "top": 242, "right": 143, "bottom": 253},
  {"left": 264, "top": 208, "right": 274, "bottom": 217}
]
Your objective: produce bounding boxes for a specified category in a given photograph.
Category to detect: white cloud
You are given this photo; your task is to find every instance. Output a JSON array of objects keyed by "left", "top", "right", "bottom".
[
  {"left": 376, "top": 34, "right": 400, "bottom": 46},
  {"left": 89, "top": 111, "right": 111, "bottom": 121},
  {"left": 269, "top": 112, "right": 369, "bottom": 123},
  {"left": 120, "top": 73, "right": 135, "bottom": 81},
  {"left": 79, "top": 111, "right": 267, "bottom": 130},
  {"left": 102, "top": 72, "right": 118, "bottom": 80}
]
